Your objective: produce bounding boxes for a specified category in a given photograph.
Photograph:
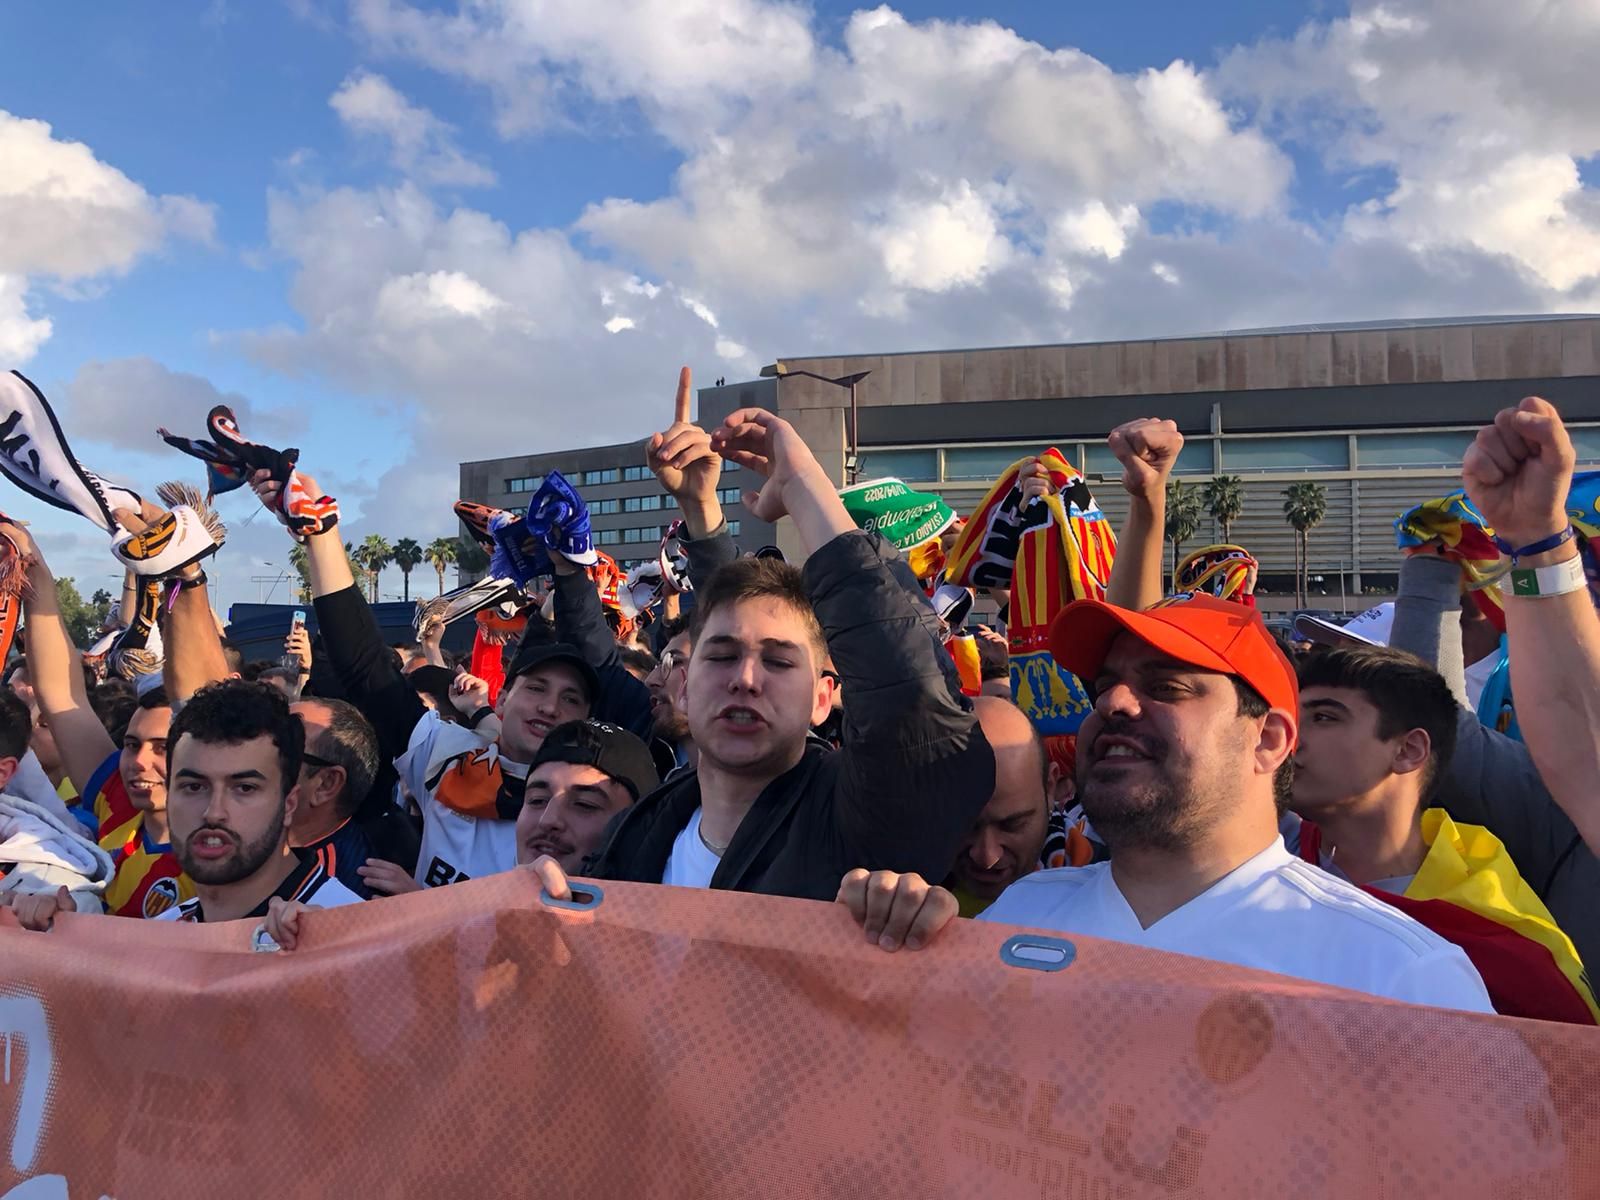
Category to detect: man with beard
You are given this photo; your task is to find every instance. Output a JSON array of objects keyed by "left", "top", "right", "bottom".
[
  {"left": 3, "top": 519, "right": 193, "bottom": 918},
  {"left": 516, "top": 720, "right": 658, "bottom": 874},
  {"left": 839, "top": 594, "right": 1493, "bottom": 1011},
  {"left": 158, "top": 681, "right": 360, "bottom": 922},
  {"left": 644, "top": 620, "right": 693, "bottom": 774}
]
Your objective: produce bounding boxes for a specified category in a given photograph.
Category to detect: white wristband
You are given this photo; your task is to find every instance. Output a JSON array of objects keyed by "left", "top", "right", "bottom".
[{"left": 1508, "top": 555, "right": 1587, "bottom": 599}]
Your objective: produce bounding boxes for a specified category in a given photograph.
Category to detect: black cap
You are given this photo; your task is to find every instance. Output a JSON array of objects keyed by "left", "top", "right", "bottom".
[
  {"left": 528, "top": 719, "right": 660, "bottom": 800},
  {"left": 504, "top": 641, "right": 601, "bottom": 704}
]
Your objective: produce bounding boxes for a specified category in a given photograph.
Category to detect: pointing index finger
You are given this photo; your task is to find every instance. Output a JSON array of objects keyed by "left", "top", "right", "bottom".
[{"left": 674, "top": 366, "right": 692, "bottom": 426}]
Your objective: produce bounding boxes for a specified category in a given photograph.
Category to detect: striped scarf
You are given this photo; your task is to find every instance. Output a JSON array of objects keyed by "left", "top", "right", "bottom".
[
  {"left": 944, "top": 449, "right": 1116, "bottom": 760},
  {"left": 1394, "top": 490, "right": 1509, "bottom": 630}
]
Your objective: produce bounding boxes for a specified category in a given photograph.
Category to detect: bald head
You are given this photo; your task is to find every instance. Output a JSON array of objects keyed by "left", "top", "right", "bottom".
[
  {"left": 950, "top": 698, "right": 1055, "bottom": 903},
  {"left": 974, "top": 696, "right": 1048, "bottom": 791}
]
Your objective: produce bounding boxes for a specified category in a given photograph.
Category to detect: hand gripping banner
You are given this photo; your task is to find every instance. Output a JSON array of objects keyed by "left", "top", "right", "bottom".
[{"left": 4, "top": 873, "right": 1599, "bottom": 1198}]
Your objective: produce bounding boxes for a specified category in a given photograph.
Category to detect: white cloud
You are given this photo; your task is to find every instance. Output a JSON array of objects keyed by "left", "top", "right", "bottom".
[
  {"left": 235, "top": 0, "right": 1600, "bottom": 543},
  {"left": 1220, "top": 0, "right": 1600, "bottom": 295},
  {"left": 330, "top": 71, "right": 497, "bottom": 187},
  {"left": 0, "top": 110, "right": 216, "bottom": 362},
  {"left": 0, "top": 276, "right": 52, "bottom": 361}
]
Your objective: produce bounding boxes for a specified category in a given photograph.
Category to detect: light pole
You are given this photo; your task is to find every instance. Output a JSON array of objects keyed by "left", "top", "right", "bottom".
[{"left": 771, "top": 366, "right": 872, "bottom": 483}]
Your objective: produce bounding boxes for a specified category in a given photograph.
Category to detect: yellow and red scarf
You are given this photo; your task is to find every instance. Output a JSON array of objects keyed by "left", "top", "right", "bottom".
[{"left": 944, "top": 448, "right": 1116, "bottom": 769}]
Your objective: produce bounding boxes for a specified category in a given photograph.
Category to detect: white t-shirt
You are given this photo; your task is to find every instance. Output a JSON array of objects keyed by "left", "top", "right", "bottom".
[
  {"left": 394, "top": 709, "right": 526, "bottom": 889},
  {"left": 662, "top": 808, "right": 721, "bottom": 889},
  {"left": 979, "top": 838, "right": 1494, "bottom": 1012},
  {"left": 1463, "top": 645, "right": 1505, "bottom": 711}
]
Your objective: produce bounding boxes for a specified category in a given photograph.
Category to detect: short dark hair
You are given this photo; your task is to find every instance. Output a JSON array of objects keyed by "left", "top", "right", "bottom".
[
  {"left": 658, "top": 614, "right": 690, "bottom": 643},
  {"left": 2, "top": 656, "right": 26, "bottom": 686},
  {"left": 690, "top": 557, "right": 825, "bottom": 662},
  {"left": 620, "top": 647, "right": 658, "bottom": 676},
  {"left": 0, "top": 688, "right": 31, "bottom": 760},
  {"left": 92, "top": 680, "right": 139, "bottom": 742},
  {"left": 1296, "top": 645, "right": 1458, "bottom": 801},
  {"left": 167, "top": 680, "right": 304, "bottom": 790},
  {"left": 1231, "top": 677, "right": 1295, "bottom": 812},
  {"left": 301, "top": 698, "right": 378, "bottom": 819},
  {"left": 136, "top": 686, "right": 171, "bottom": 712}
]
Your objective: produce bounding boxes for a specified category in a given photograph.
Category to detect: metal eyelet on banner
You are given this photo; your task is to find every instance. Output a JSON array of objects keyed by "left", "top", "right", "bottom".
[
  {"left": 998, "top": 933, "right": 1075, "bottom": 972},
  {"left": 539, "top": 882, "right": 605, "bottom": 911}
]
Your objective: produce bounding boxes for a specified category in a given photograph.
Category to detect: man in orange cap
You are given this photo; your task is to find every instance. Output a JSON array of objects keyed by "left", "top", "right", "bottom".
[{"left": 838, "top": 592, "right": 1495, "bottom": 1011}]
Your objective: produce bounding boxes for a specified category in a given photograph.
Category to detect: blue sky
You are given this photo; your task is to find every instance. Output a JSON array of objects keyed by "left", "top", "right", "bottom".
[{"left": 2, "top": 0, "right": 1596, "bottom": 612}]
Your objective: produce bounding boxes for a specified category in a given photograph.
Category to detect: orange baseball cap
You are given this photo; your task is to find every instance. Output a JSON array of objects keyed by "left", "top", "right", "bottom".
[{"left": 1049, "top": 593, "right": 1299, "bottom": 722}]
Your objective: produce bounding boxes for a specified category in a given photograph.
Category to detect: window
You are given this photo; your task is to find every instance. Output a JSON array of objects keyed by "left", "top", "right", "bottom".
[
  {"left": 1355, "top": 431, "right": 1475, "bottom": 469},
  {"left": 639, "top": 495, "right": 662, "bottom": 511},
  {"left": 1084, "top": 439, "right": 1213, "bottom": 478},
  {"left": 860, "top": 448, "right": 940, "bottom": 481},
  {"left": 664, "top": 494, "right": 679, "bottom": 509},
  {"left": 728, "top": 520, "right": 742, "bottom": 537},
  {"left": 717, "top": 487, "right": 741, "bottom": 503},
  {"left": 1566, "top": 427, "right": 1600, "bottom": 463},
  {"left": 723, "top": 460, "right": 740, "bottom": 473},
  {"left": 593, "top": 498, "right": 620, "bottom": 515},
  {"left": 624, "top": 527, "right": 645, "bottom": 543},
  {"left": 505, "top": 475, "right": 542, "bottom": 494},
  {"left": 1221, "top": 436, "right": 1348, "bottom": 473},
  {"left": 623, "top": 465, "right": 651, "bottom": 482},
  {"left": 597, "top": 529, "right": 622, "bottom": 545},
  {"left": 582, "top": 467, "right": 620, "bottom": 486},
  {"left": 624, "top": 496, "right": 644, "bottom": 513}
]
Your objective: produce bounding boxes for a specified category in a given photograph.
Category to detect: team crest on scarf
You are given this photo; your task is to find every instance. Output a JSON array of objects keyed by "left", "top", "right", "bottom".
[
  {"left": 1175, "top": 545, "right": 1258, "bottom": 604},
  {"left": 945, "top": 448, "right": 1116, "bottom": 745}
]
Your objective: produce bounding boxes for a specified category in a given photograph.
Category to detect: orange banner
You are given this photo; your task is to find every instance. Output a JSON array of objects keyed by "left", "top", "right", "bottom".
[{"left": 4, "top": 872, "right": 1600, "bottom": 1198}]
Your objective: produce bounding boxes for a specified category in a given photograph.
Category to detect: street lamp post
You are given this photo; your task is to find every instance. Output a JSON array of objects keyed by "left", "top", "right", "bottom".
[{"left": 771, "top": 366, "right": 873, "bottom": 484}]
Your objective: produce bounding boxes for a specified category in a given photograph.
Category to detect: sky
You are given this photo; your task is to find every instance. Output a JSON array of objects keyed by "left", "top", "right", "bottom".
[{"left": 3, "top": 0, "right": 1599, "bottom": 614}]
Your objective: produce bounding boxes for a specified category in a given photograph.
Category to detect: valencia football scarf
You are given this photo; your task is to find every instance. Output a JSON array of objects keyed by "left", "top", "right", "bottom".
[
  {"left": 945, "top": 449, "right": 1116, "bottom": 763},
  {"left": 160, "top": 404, "right": 337, "bottom": 539},
  {"left": 0, "top": 517, "right": 29, "bottom": 668},
  {"left": 1175, "top": 544, "right": 1258, "bottom": 605},
  {"left": 1394, "top": 489, "right": 1509, "bottom": 631},
  {"left": 1299, "top": 810, "right": 1597, "bottom": 1024},
  {"left": 108, "top": 578, "right": 165, "bottom": 680},
  {"left": 0, "top": 371, "right": 143, "bottom": 533},
  {"left": 110, "top": 482, "right": 225, "bottom": 579}
]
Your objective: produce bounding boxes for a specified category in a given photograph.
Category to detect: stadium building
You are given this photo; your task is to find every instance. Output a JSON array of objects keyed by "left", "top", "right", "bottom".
[{"left": 460, "top": 314, "right": 1600, "bottom": 612}]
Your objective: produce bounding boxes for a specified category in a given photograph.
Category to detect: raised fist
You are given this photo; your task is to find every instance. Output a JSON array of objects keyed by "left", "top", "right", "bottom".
[
  {"left": 1107, "top": 418, "right": 1183, "bottom": 503},
  {"left": 1461, "top": 396, "right": 1576, "bottom": 550}
]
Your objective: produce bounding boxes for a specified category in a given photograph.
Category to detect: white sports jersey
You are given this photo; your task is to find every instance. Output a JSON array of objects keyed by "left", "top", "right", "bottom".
[
  {"left": 394, "top": 710, "right": 524, "bottom": 889},
  {"left": 156, "top": 856, "right": 362, "bottom": 922}
]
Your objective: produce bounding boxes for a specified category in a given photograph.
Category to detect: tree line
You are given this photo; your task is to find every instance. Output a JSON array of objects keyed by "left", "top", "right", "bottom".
[{"left": 1163, "top": 475, "right": 1329, "bottom": 607}]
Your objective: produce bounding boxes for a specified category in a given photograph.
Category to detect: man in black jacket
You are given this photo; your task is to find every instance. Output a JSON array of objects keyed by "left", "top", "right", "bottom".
[{"left": 531, "top": 395, "right": 995, "bottom": 901}]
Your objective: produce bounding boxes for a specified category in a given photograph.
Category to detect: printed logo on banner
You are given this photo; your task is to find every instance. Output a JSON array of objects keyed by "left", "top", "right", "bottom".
[
  {"left": 0, "top": 988, "right": 71, "bottom": 1198},
  {"left": 947, "top": 1063, "right": 1208, "bottom": 1196}
]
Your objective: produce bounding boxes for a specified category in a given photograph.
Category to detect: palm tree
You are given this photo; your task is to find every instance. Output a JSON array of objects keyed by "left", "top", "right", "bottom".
[
  {"left": 1164, "top": 479, "right": 1203, "bottom": 590},
  {"left": 426, "top": 537, "right": 458, "bottom": 595},
  {"left": 1282, "top": 482, "right": 1328, "bottom": 607},
  {"left": 392, "top": 537, "right": 424, "bottom": 602},
  {"left": 353, "top": 534, "right": 393, "bottom": 603},
  {"left": 288, "top": 543, "right": 312, "bottom": 604},
  {"left": 1201, "top": 475, "right": 1245, "bottom": 543}
]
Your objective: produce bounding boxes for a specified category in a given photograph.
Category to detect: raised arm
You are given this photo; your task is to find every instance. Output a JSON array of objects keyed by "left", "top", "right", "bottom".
[
  {"left": 650, "top": 366, "right": 737, "bottom": 588},
  {"left": 4, "top": 521, "right": 116, "bottom": 795},
  {"left": 1461, "top": 396, "right": 1600, "bottom": 855},
  {"left": 250, "top": 469, "right": 426, "bottom": 758},
  {"left": 1103, "top": 418, "right": 1183, "bottom": 611},
  {"left": 105, "top": 500, "right": 230, "bottom": 704},
  {"left": 712, "top": 408, "right": 995, "bottom": 875}
]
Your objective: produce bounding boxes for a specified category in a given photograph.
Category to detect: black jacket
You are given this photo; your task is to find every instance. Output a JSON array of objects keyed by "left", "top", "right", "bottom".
[{"left": 585, "top": 530, "right": 995, "bottom": 900}]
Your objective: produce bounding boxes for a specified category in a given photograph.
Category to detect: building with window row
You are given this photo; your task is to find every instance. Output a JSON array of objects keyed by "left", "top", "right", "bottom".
[{"left": 462, "top": 315, "right": 1600, "bottom": 612}]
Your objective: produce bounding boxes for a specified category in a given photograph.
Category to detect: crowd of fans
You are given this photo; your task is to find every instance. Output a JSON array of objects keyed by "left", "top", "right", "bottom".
[{"left": 2, "top": 369, "right": 1598, "bottom": 1027}]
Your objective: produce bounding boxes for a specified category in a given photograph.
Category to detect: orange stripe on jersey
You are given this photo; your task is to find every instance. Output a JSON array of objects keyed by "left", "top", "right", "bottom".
[{"left": 432, "top": 748, "right": 510, "bottom": 821}]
